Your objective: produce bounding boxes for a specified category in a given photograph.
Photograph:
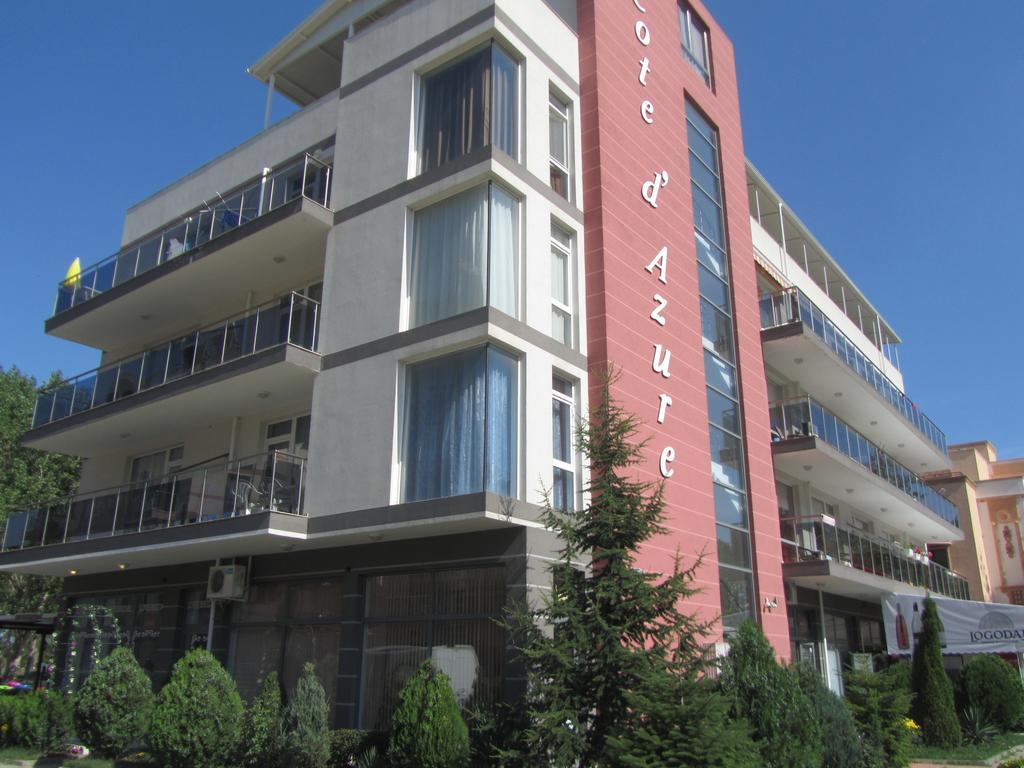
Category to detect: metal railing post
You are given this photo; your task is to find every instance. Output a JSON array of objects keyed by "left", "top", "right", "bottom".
[
  {"left": 199, "top": 468, "right": 208, "bottom": 523},
  {"left": 233, "top": 461, "right": 242, "bottom": 517},
  {"left": 286, "top": 293, "right": 295, "bottom": 346},
  {"left": 138, "top": 482, "right": 149, "bottom": 532},
  {"left": 84, "top": 498, "right": 94, "bottom": 541},
  {"left": 62, "top": 500, "right": 72, "bottom": 543},
  {"left": 167, "top": 477, "right": 177, "bottom": 527},
  {"left": 269, "top": 452, "right": 278, "bottom": 512},
  {"left": 111, "top": 490, "right": 120, "bottom": 535},
  {"left": 311, "top": 302, "right": 319, "bottom": 351},
  {"left": 296, "top": 457, "right": 305, "bottom": 514}
]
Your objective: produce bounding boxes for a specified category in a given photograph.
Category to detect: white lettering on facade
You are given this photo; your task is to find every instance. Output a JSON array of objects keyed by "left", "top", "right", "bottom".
[
  {"left": 650, "top": 293, "right": 668, "bottom": 326},
  {"left": 660, "top": 446, "right": 676, "bottom": 478},
  {"left": 641, "top": 99, "right": 654, "bottom": 124},
  {"left": 652, "top": 344, "right": 672, "bottom": 378},
  {"left": 657, "top": 393, "right": 673, "bottom": 424},
  {"left": 645, "top": 246, "right": 668, "bottom": 284},
  {"left": 635, "top": 20, "right": 651, "bottom": 46},
  {"left": 633, "top": 0, "right": 647, "bottom": 12},
  {"left": 638, "top": 57, "right": 652, "bottom": 86},
  {"left": 641, "top": 170, "right": 669, "bottom": 208}
]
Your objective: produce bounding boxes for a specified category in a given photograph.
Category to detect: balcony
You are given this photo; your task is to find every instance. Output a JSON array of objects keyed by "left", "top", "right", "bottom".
[
  {"left": 780, "top": 515, "right": 970, "bottom": 601},
  {"left": 0, "top": 452, "right": 307, "bottom": 574},
  {"left": 760, "top": 288, "right": 948, "bottom": 469},
  {"left": 770, "top": 396, "right": 961, "bottom": 538},
  {"left": 47, "top": 154, "right": 332, "bottom": 351},
  {"left": 25, "top": 293, "right": 320, "bottom": 457}
]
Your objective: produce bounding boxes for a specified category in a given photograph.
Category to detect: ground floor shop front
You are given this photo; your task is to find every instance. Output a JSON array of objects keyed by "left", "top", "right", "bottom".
[{"left": 54, "top": 526, "right": 556, "bottom": 729}]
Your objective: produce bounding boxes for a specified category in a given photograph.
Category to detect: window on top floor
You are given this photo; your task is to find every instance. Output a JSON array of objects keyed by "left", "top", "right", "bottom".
[
  {"left": 679, "top": 3, "right": 711, "bottom": 85},
  {"left": 418, "top": 43, "right": 518, "bottom": 174}
]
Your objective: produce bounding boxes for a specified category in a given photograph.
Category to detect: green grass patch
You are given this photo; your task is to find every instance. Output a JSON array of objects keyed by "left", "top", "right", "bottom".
[
  {"left": 0, "top": 747, "right": 156, "bottom": 767},
  {"left": 909, "top": 731, "right": 1024, "bottom": 763}
]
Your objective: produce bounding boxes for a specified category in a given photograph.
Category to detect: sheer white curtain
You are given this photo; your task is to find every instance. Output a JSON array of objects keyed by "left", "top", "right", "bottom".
[
  {"left": 488, "top": 186, "right": 518, "bottom": 317},
  {"left": 409, "top": 186, "right": 488, "bottom": 327},
  {"left": 409, "top": 183, "right": 518, "bottom": 328}
]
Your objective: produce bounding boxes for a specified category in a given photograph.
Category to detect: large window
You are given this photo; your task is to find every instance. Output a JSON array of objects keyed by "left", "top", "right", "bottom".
[
  {"left": 401, "top": 346, "right": 518, "bottom": 502},
  {"left": 419, "top": 44, "right": 518, "bottom": 173},
  {"left": 552, "top": 376, "right": 575, "bottom": 511},
  {"left": 550, "top": 225, "right": 574, "bottom": 345},
  {"left": 548, "top": 91, "right": 572, "bottom": 199},
  {"left": 361, "top": 567, "right": 505, "bottom": 729},
  {"left": 679, "top": 4, "right": 711, "bottom": 84},
  {"left": 408, "top": 183, "right": 519, "bottom": 328}
]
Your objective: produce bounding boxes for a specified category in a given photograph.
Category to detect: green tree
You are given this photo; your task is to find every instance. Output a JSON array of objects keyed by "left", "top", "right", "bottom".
[
  {"left": 73, "top": 647, "right": 154, "bottom": 757},
  {"left": 0, "top": 367, "right": 80, "bottom": 675},
  {"left": 149, "top": 649, "right": 244, "bottom": 768},
  {"left": 284, "top": 663, "right": 331, "bottom": 768},
  {"left": 387, "top": 661, "right": 470, "bottom": 768},
  {"left": 844, "top": 668, "right": 912, "bottom": 768},
  {"left": 794, "top": 664, "right": 862, "bottom": 768},
  {"left": 957, "top": 654, "right": 1024, "bottom": 732},
  {"left": 911, "top": 598, "right": 960, "bottom": 747},
  {"left": 719, "top": 621, "right": 822, "bottom": 768},
  {"left": 503, "top": 374, "right": 744, "bottom": 767},
  {"left": 239, "top": 671, "right": 284, "bottom": 768}
]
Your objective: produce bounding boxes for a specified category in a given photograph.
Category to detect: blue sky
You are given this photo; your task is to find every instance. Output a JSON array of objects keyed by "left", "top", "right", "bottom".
[{"left": 1, "top": 2, "right": 1022, "bottom": 456}]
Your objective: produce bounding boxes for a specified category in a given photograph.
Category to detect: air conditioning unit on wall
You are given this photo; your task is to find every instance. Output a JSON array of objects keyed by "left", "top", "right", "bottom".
[{"left": 207, "top": 565, "right": 247, "bottom": 600}]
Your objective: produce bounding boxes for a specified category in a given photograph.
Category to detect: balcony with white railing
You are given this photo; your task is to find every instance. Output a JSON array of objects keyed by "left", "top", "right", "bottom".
[
  {"left": 770, "top": 396, "right": 962, "bottom": 540},
  {"left": 25, "top": 292, "right": 320, "bottom": 457},
  {"left": 781, "top": 515, "right": 970, "bottom": 601},
  {"left": 1, "top": 451, "right": 306, "bottom": 562},
  {"left": 760, "top": 287, "right": 948, "bottom": 469},
  {"left": 48, "top": 154, "right": 333, "bottom": 351}
]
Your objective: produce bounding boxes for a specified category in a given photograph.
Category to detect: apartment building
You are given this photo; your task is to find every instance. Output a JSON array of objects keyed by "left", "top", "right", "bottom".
[
  {"left": 0, "top": 0, "right": 965, "bottom": 722},
  {"left": 925, "top": 442, "right": 1024, "bottom": 607},
  {"left": 749, "top": 165, "right": 969, "bottom": 688}
]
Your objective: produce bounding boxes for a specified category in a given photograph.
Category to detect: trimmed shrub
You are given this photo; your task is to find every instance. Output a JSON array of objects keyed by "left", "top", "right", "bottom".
[
  {"left": 606, "top": 676, "right": 762, "bottom": 768},
  {"left": 720, "top": 622, "right": 822, "bottom": 768},
  {"left": 283, "top": 662, "right": 331, "bottom": 768},
  {"left": 149, "top": 649, "right": 244, "bottom": 768},
  {"left": 239, "top": 672, "right": 284, "bottom": 768},
  {"left": 387, "top": 661, "right": 470, "bottom": 768},
  {"left": 0, "top": 691, "right": 73, "bottom": 752},
  {"left": 957, "top": 654, "right": 1024, "bottom": 732},
  {"left": 73, "top": 646, "right": 154, "bottom": 757},
  {"left": 794, "top": 664, "right": 862, "bottom": 768},
  {"left": 328, "top": 729, "right": 367, "bottom": 768},
  {"left": 911, "top": 598, "right": 960, "bottom": 747},
  {"left": 844, "top": 668, "right": 912, "bottom": 768}
]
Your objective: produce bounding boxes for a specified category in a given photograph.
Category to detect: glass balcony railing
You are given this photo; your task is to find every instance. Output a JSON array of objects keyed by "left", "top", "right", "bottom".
[
  {"left": 770, "top": 396, "right": 960, "bottom": 528},
  {"left": 760, "top": 287, "right": 947, "bottom": 456},
  {"left": 54, "top": 154, "right": 332, "bottom": 316},
  {"left": 780, "top": 515, "right": 970, "bottom": 600},
  {"left": 2, "top": 451, "right": 307, "bottom": 552},
  {"left": 33, "top": 291, "right": 319, "bottom": 429}
]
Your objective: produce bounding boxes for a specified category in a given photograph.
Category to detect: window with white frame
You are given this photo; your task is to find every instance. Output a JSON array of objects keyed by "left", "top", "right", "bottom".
[
  {"left": 548, "top": 91, "right": 572, "bottom": 199},
  {"left": 407, "top": 182, "right": 519, "bottom": 328},
  {"left": 552, "top": 376, "right": 575, "bottom": 511},
  {"left": 679, "top": 3, "right": 711, "bottom": 84},
  {"left": 402, "top": 346, "right": 518, "bottom": 503},
  {"left": 419, "top": 43, "right": 518, "bottom": 173},
  {"left": 550, "top": 225, "right": 574, "bottom": 346}
]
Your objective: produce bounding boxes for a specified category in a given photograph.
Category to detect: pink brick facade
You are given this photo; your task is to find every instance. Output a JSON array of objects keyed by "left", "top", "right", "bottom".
[{"left": 578, "top": 0, "right": 790, "bottom": 657}]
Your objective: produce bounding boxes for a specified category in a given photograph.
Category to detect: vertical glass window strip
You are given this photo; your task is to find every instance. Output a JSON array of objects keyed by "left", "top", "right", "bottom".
[
  {"left": 687, "top": 101, "right": 754, "bottom": 632},
  {"left": 401, "top": 346, "right": 517, "bottom": 503},
  {"left": 408, "top": 183, "right": 519, "bottom": 328},
  {"left": 419, "top": 44, "right": 518, "bottom": 173},
  {"left": 550, "top": 225, "right": 573, "bottom": 345},
  {"left": 551, "top": 376, "right": 575, "bottom": 511},
  {"left": 679, "top": 4, "right": 711, "bottom": 84},
  {"left": 548, "top": 92, "right": 571, "bottom": 199}
]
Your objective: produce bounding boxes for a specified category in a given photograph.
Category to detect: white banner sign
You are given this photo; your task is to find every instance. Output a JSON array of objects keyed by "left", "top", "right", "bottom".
[{"left": 883, "top": 593, "right": 1024, "bottom": 655}]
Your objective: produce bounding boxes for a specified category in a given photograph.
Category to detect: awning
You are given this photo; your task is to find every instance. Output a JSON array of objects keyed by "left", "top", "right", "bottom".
[{"left": 884, "top": 594, "right": 1024, "bottom": 656}]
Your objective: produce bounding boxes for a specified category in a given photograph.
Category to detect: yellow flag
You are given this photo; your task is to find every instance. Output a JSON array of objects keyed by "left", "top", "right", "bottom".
[{"left": 64, "top": 258, "right": 81, "bottom": 287}]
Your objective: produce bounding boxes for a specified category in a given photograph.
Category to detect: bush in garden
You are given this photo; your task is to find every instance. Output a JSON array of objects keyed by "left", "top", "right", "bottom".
[
  {"left": 387, "top": 661, "right": 470, "bottom": 768},
  {"left": 956, "top": 654, "right": 1024, "bottom": 732},
  {"left": 148, "top": 649, "right": 244, "bottom": 768},
  {"left": 719, "top": 621, "right": 822, "bottom": 768},
  {"left": 328, "top": 729, "right": 367, "bottom": 767},
  {"left": 283, "top": 663, "right": 331, "bottom": 768},
  {"left": 844, "top": 668, "right": 913, "bottom": 768},
  {"left": 0, "top": 691, "right": 73, "bottom": 752},
  {"left": 794, "top": 664, "right": 862, "bottom": 768},
  {"left": 239, "top": 672, "right": 284, "bottom": 768},
  {"left": 605, "top": 675, "right": 762, "bottom": 768},
  {"left": 73, "top": 646, "right": 154, "bottom": 757},
  {"left": 960, "top": 703, "right": 1000, "bottom": 745},
  {"left": 910, "top": 598, "right": 961, "bottom": 747}
]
